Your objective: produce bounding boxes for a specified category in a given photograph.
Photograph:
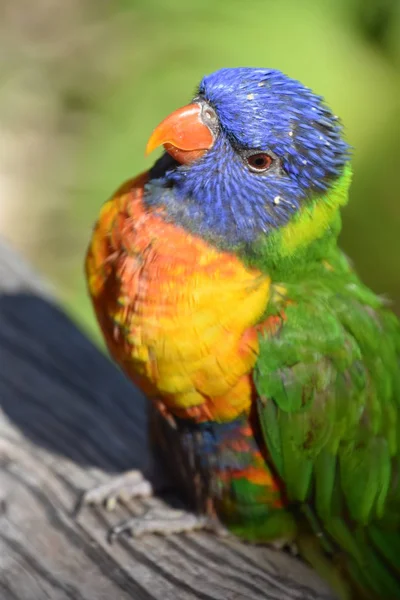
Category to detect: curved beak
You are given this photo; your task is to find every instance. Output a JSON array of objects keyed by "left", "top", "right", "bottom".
[{"left": 145, "top": 103, "right": 214, "bottom": 164}]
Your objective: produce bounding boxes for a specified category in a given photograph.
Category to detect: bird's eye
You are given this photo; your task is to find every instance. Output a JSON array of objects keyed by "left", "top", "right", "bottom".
[{"left": 246, "top": 153, "right": 273, "bottom": 173}]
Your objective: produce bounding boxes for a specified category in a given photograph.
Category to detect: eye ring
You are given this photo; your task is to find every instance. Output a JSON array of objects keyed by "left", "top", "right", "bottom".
[
  {"left": 201, "top": 105, "right": 218, "bottom": 127},
  {"left": 246, "top": 152, "right": 273, "bottom": 173}
]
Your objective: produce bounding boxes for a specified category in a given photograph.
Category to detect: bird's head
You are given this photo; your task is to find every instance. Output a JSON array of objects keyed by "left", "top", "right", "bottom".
[{"left": 145, "top": 68, "right": 351, "bottom": 268}]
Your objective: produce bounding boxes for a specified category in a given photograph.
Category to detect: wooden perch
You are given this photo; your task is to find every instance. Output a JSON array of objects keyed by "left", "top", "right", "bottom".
[{"left": 0, "top": 238, "right": 336, "bottom": 600}]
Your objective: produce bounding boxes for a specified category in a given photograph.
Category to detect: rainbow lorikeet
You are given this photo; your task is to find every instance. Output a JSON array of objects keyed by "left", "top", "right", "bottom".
[{"left": 84, "top": 68, "right": 400, "bottom": 599}]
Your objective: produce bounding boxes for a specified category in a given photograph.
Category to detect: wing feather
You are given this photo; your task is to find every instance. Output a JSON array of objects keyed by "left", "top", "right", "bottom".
[{"left": 254, "top": 259, "right": 400, "bottom": 597}]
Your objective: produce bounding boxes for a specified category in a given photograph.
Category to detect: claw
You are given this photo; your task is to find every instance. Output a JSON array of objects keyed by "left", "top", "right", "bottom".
[
  {"left": 73, "top": 470, "right": 154, "bottom": 518},
  {"left": 107, "top": 506, "right": 229, "bottom": 543}
]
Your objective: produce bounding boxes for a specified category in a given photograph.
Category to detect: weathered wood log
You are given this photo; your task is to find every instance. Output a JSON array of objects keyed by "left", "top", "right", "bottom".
[{"left": 0, "top": 238, "right": 336, "bottom": 600}]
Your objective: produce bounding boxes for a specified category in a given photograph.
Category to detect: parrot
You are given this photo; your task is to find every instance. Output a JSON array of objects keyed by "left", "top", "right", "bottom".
[{"left": 84, "top": 67, "right": 400, "bottom": 600}]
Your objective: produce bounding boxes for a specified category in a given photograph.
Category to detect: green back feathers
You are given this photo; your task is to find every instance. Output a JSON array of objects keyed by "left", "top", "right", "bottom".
[{"left": 254, "top": 251, "right": 400, "bottom": 598}]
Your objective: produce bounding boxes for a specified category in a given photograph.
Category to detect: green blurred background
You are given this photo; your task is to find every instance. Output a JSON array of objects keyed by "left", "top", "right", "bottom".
[{"left": 0, "top": 0, "right": 399, "bottom": 343}]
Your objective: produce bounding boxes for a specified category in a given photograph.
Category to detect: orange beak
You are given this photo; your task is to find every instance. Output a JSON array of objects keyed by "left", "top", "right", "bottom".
[{"left": 145, "top": 103, "right": 215, "bottom": 165}]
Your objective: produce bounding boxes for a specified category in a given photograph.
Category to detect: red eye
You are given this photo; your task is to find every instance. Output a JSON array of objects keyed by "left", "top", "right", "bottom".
[{"left": 247, "top": 153, "right": 272, "bottom": 172}]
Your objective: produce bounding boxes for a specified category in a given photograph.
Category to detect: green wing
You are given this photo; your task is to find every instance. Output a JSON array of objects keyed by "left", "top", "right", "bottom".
[{"left": 254, "top": 255, "right": 400, "bottom": 598}]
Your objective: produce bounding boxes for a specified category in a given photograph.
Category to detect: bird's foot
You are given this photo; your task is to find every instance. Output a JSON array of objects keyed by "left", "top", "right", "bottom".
[
  {"left": 108, "top": 505, "right": 229, "bottom": 543},
  {"left": 74, "top": 468, "right": 227, "bottom": 543},
  {"left": 74, "top": 469, "right": 164, "bottom": 516}
]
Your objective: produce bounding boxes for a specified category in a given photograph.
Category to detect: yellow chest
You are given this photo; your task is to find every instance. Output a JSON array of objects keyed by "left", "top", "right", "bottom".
[{"left": 86, "top": 176, "right": 271, "bottom": 422}]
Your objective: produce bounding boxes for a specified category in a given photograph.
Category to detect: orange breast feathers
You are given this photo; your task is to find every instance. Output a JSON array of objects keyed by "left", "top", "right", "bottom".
[{"left": 85, "top": 173, "right": 271, "bottom": 423}]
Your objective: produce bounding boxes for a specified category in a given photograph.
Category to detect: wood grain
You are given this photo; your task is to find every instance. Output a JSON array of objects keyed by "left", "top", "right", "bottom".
[{"left": 0, "top": 238, "right": 336, "bottom": 600}]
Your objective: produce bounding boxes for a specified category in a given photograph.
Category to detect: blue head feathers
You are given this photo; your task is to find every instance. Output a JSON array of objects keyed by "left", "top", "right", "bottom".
[{"left": 145, "top": 67, "right": 351, "bottom": 250}]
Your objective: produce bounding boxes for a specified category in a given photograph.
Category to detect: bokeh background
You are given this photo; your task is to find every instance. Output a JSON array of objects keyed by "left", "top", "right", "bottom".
[{"left": 0, "top": 0, "right": 399, "bottom": 343}]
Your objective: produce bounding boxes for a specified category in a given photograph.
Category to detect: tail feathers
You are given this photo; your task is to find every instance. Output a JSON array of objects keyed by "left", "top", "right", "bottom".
[
  {"left": 301, "top": 512, "right": 400, "bottom": 599},
  {"left": 360, "top": 524, "right": 400, "bottom": 598},
  {"left": 327, "top": 521, "right": 400, "bottom": 599}
]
